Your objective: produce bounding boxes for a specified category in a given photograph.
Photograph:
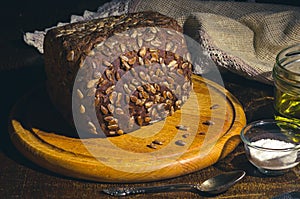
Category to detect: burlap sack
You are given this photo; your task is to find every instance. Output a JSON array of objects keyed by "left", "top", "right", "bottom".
[
  {"left": 128, "top": 0, "right": 300, "bottom": 84},
  {"left": 24, "top": 0, "right": 300, "bottom": 84}
]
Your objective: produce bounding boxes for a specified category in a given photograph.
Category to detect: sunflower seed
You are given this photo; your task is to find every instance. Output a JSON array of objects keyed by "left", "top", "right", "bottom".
[
  {"left": 135, "top": 99, "right": 145, "bottom": 106},
  {"left": 203, "top": 120, "right": 215, "bottom": 126},
  {"left": 87, "top": 88, "right": 96, "bottom": 97},
  {"left": 161, "top": 62, "right": 167, "bottom": 73},
  {"left": 210, "top": 104, "right": 220, "bottom": 110},
  {"left": 151, "top": 39, "right": 161, "bottom": 47},
  {"left": 143, "top": 33, "right": 156, "bottom": 42},
  {"left": 131, "top": 78, "right": 140, "bottom": 86},
  {"left": 115, "top": 108, "right": 124, "bottom": 115},
  {"left": 128, "top": 57, "right": 137, "bottom": 65},
  {"left": 176, "top": 125, "right": 189, "bottom": 131},
  {"left": 141, "top": 91, "right": 149, "bottom": 99},
  {"left": 129, "top": 83, "right": 136, "bottom": 91},
  {"left": 181, "top": 62, "right": 189, "bottom": 69},
  {"left": 108, "top": 124, "right": 118, "bottom": 130},
  {"left": 93, "top": 71, "right": 102, "bottom": 79},
  {"left": 150, "top": 85, "right": 156, "bottom": 94},
  {"left": 79, "top": 57, "right": 85, "bottom": 68},
  {"left": 175, "top": 140, "right": 186, "bottom": 146},
  {"left": 186, "top": 53, "right": 192, "bottom": 62},
  {"left": 154, "top": 83, "right": 160, "bottom": 91},
  {"left": 144, "top": 84, "right": 151, "bottom": 92},
  {"left": 109, "top": 131, "right": 116, "bottom": 136},
  {"left": 105, "top": 85, "right": 115, "bottom": 95},
  {"left": 100, "top": 105, "right": 108, "bottom": 115},
  {"left": 79, "top": 104, "right": 85, "bottom": 114},
  {"left": 94, "top": 41, "right": 104, "bottom": 48},
  {"left": 87, "top": 50, "right": 95, "bottom": 56},
  {"left": 66, "top": 50, "right": 75, "bottom": 61},
  {"left": 131, "top": 30, "right": 138, "bottom": 38},
  {"left": 120, "top": 43, "right": 126, "bottom": 53},
  {"left": 150, "top": 52, "right": 159, "bottom": 62},
  {"left": 117, "top": 129, "right": 124, "bottom": 135},
  {"left": 138, "top": 57, "right": 144, "bottom": 65},
  {"left": 104, "top": 116, "right": 115, "bottom": 122},
  {"left": 144, "top": 58, "right": 151, "bottom": 66},
  {"left": 137, "top": 116, "right": 143, "bottom": 126},
  {"left": 175, "top": 85, "right": 181, "bottom": 96},
  {"left": 145, "top": 101, "right": 153, "bottom": 109},
  {"left": 155, "top": 69, "right": 162, "bottom": 76},
  {"left": 152, "top": 140, "right": 163, "bottom": 145},
  {"left": 130, "top": 67, "right": 137, "bottom": 77},
  {"left": 177, "top": 69, "right": 184, "bottom": 75},
  {"left": 87, "top": 79, "right": 98, "bottom": 89},
  {"left": 169, "top": 106, "right": 174, "bottom": 116},
  {"left": 144, "top": 116, "right": 152, "bottom": 123},
  {"left": 139, "top": 71, "right": 146, "bottom": 80},
  {"left": 115, "top": 71, "right": 121, "bottom": 80},
  {"left": 109, "top": 91, "right": 117, "bottom": 104},
  {"left": 137, "top": 86, "right": 144, "bottom": 92},
  {"left": 147, "top": 143, "right": 157, "bottom": 149},
  {"left": 139, "top": 47, "right": 146, "bottom": 57},
  {"left": 172, "top": 45, "right": 178, "bottom": 53},
  {"left": 103, "top": 60, "right": 113, "bottom": 68},
  {"left": 137, "top": 37, "right": 143, "bottom": 48},
  {"left": 166, "top": 91, "right": 173, "bottom": 99},
  {"left": 145, "top": 74, "right": 152, "bottom": 84},
  {"left": 175, "top": 100, "right": 182, "bottom": 107},
  {"left": 76, "top": 89, "right": 84, "bottom": 99},
  {"left": 130, "top": 95, "right": 138, "bottom": 103},
  {"left": 167, "top": 30, "right": 175, "bottom": 35},
  {"left": 105, "top": 70, "right": 114, "bottom": 81},
  {"left": 88, "top": 121, "right": 96, "bottom": 131},
  {"left": 123, "top": 84, "right": 131, "bottom": 94},
  {"left": 182, "top": 82, "right": 190, "bottom": 91},
  {"left": 116, "top": 93, "right": 122, "bottom": 107},
  {"left": 154, "top": 95, "right": 161, "bottom": 103},
  {"left": 128, "top": 116, "right": 135, "bottom": 129},
  {"left": 120, "top": 55, "right": 129, "bottom": 62},
  {"left": 150, "top": 27, "right": 157, "bottom": 34},
  {"left": 168, "top": 60, "right": 177, "bottom": 68},
  {"left": 107, "top": 104, "right": 114, "bottom": 113},
  {"left": 165, "top": 42, "right": 173, "bottom": 51}
]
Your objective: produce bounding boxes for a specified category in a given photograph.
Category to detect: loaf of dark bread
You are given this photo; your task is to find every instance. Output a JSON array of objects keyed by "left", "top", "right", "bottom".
[{"left": 44, "top": 11, "right": 193, "bottom": 137}]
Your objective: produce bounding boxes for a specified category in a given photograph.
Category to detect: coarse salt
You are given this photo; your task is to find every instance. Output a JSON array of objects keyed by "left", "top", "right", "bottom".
[{"left": 249, "top": 139, "right": 298, "bottom": 170}]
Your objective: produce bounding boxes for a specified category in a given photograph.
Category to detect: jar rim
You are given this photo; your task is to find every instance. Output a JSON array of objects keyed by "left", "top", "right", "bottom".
[{"left": 275, "top": 43, "right": 300, "bottom": 76}]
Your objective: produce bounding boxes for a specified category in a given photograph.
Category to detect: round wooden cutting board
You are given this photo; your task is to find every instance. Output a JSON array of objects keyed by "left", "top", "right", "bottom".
[{"left": 9, "top": 75, "right": 246, "bottom": 183}]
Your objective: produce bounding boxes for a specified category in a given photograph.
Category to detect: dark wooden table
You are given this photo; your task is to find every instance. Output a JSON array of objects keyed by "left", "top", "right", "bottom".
[{"left": 0, "top": 0, "right": 299, "bottom": 198}]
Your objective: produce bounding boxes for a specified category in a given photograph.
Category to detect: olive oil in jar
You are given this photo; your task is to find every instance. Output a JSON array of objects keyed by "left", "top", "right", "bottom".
[
  {"left": 273, "top": 44, "right": 300, "bottom": 126},
  {"left": 274, "top": 92, "right": 300, "bottom": 124}
]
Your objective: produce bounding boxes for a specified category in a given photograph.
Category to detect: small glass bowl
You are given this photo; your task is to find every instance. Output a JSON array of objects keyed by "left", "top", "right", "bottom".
[{"left": 240, "top": 119, "right": 300, "bottom": 175}]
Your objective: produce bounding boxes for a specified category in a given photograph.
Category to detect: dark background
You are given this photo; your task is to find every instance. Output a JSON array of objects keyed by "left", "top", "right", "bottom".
[{"left": 0, "top": 0, "right": 299, "bottom": 198}]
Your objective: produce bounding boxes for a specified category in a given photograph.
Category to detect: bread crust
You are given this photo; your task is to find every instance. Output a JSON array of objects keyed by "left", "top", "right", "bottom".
[{"left": 44, "top": 11, "right": 192, "bottom": 137}]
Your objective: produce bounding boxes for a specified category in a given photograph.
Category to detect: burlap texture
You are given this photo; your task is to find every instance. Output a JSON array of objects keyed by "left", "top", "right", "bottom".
[
  {"left": 129, "top": 0, "right": 300, "bottom": 84},
  {"left": 23, "top": 0, "right": 300, "bottom": 84}
]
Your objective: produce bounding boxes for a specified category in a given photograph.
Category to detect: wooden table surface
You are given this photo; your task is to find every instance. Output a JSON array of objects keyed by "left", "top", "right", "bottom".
[{"left": 0, "top": 0, "right": 299, "bottom": 198}]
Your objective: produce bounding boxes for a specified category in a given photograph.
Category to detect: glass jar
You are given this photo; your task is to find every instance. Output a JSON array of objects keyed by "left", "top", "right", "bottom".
[{"left": 273, "top": 44, "right": 300, "bottom": 125}]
